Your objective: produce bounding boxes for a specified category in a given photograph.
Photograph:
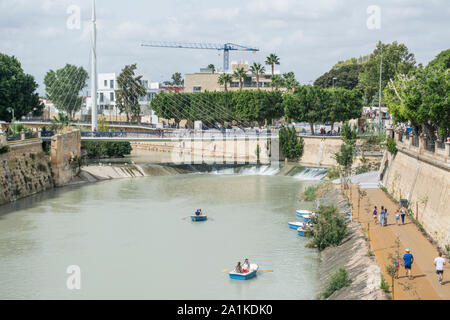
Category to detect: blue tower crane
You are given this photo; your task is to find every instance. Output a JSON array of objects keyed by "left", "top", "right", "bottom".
[{"left": 141, "top": 41, "right": 259, "bottom": 71}]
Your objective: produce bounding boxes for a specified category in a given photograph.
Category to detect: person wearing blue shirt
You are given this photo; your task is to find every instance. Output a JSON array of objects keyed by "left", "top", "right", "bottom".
[{"left": 403, "top": 249, "right": 414, "bottom": 280}]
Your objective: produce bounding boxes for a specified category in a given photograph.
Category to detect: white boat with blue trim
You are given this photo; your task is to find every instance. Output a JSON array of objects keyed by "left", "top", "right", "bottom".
[
  {"left": 288, "top": 221, "right": 307, "bottom": 229},
  {"left": 229, "top": 264, "right": 259, "bottom": 280}
]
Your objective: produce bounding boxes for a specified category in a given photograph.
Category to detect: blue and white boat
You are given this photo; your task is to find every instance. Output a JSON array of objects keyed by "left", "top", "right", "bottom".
[
  {"left": 288, "top": 221, "right": 306, "bottom": 229},
  {"left": 297, "top": 227, "right": 306, "bottom": 236},
  {"left": 302, "top": 214, "right": 313, "bottom": 223},
  {"left": 229, "top": 264, "right": 259, "bottom": 280},
  {"left": 296, "top": 209, "right": 314, "bottom": 217},
  {"left": 191, "top": 215, "right": 208, "bottom": 222}
]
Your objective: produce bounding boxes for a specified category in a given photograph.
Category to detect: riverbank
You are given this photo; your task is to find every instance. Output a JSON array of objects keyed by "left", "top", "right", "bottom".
[{"left": 314, "top": 184, "right": 387, "bottom": 300}]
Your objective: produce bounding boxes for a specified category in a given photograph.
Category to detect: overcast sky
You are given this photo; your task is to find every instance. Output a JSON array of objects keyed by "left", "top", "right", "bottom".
[{"left": 1, "top": 0, "right": 449, "bottom": 95}]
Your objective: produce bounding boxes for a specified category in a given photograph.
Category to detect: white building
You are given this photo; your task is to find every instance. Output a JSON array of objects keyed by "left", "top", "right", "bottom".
[{"left": 84, "top": 72, "right": 160, "bottom": 124}]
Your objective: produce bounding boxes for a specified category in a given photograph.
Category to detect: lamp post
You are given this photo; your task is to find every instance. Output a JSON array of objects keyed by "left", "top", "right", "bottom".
[
  {"left": 332, "top": 77, "right": 338, "bottom": 89},
  {"left": 7, "top": 107, "right": 14, "bottom": 134}
]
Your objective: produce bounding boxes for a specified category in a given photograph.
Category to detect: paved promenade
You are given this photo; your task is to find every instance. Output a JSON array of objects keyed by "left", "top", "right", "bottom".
[{"left": 349, "top": 185, "right": 450, "bottom": 300}]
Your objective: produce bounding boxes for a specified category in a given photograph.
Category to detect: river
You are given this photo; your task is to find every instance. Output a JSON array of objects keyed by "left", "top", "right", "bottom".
[{"left": 0, "top": 162, "right": 325, "bottom": 300}]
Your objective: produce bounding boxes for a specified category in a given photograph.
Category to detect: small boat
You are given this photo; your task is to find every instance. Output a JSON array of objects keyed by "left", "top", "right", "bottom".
[
  {"left": 288, "top": 221, "right": 306, "bottom": 229},
  {"left": 229, "top": 264, "right": 259, "bottom": 280},
  {"left": 301, "top": 214, "right": 316, "bottom": 223},
  {"left": 191, "top": 215, "right": 208, "bottom": 222},
  {"left": 296, "top": 209, "right": 314, "bottom": 217},
  {"left": 297, "top": 227, "right": 306, "bottom": 236}
]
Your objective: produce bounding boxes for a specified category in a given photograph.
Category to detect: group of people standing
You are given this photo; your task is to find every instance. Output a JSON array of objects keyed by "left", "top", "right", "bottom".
[{"left": 373, "top": 205, "right": 407, "bottom": 226}]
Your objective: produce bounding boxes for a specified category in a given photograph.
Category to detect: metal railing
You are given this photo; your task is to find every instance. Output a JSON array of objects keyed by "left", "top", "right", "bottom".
[{"left": 412, "top": 135, "right": 419, "bottom": 147}]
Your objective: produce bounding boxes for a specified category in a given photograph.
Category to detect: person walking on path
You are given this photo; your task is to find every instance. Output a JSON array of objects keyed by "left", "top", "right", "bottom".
[
  {"left": 434, "top": 252, "right": 446, "bottom": 285},
  {"left": 401, "top": 206, "right": 406, "bottom": 225},
  {"left": 380, "top": 206, "right": 385, "bottom": 227},
  {"left": 403, "top": 249, "right": 414, "bottom": 280},
  {"left": 373, "top": 206, "right": 378, "bottom": 224},
  {"left": 395, "top": 209, "right": 400, "bottom": 226}
]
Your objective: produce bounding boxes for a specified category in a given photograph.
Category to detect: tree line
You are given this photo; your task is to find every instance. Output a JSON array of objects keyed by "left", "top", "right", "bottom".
[{"left": 150, "top": 86, "right": 363, "bottom": 130}]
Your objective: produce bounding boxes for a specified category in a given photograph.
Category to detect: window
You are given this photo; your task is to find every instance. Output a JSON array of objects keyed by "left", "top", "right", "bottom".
[
  {"left": 110, "top": 92, "right": 114, "bottom": 102},
  {"left": 193, "top": 86, "right": 202, "bottom": 93},
  {"left": 100, "top": 92, "right": 104, "bottom": 103},
  {"left": 110, "top": 80, "right": 114, "bottom": 89},
  {"left": 104, "top": 80, "right": 107, "bottom": 87}
]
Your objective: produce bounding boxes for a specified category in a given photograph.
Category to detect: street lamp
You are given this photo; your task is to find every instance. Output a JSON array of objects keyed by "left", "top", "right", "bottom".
[
  {"left": 332, "top": 77, "right": 338, "bottom": 88},
  {"left": 7, "top": 107, "right": 14, "bottom": 133}
]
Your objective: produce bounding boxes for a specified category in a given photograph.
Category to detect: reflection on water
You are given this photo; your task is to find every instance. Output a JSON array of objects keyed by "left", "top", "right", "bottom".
[{"left": 0, "top": 172, "right": 320, "bottom": 300}]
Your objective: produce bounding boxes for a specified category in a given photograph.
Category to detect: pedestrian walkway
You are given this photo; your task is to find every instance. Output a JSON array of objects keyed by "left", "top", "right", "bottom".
[{"left": 349, "top": 185, "right": 450, "bottom": 300}]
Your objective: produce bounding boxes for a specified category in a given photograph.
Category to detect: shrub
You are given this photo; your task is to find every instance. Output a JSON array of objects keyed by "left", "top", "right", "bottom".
[
  {"left": 85, "top": 141, "right": 132, "bottom": 159},
  {"left": 279, "top": 126, "right": 303, "bottom": 160},
  {"left": 386, "top": 137, "right": 398, "bottom": 155},
  {"left": 380, "top": 275, "right": 390, "bottom": 293},
  {"left": 326, "top": 166, "right": 340, "bottom": 180},
  {"left": 303, "top": 184, "right": 320, "bottom": 201},
  {"left": 0, "top": 145, "right": 10, "bottom": 154},
  {"left": 306, "top": 205, "right": 347, "bottom": 251},
  {"left": 321, "top": 267, "right": 351, "bottom": 299}
]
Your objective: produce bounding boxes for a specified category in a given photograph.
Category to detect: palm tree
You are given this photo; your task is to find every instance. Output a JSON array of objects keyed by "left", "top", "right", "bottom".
[
  {"left": 265, "top": 54, "right": 280, "bottom": 78},
  {"left": 283, "top": 72, "right": 299, "bottom": 92},
  {"left": 271, "top": 74, "right": 285, "bottom": 90},
  {"left": 208, "top": 64, "right": 216, "bottom": 74},
  {"left": 233, "top": 67, "right": 247, "bottom": 90},
  {"left": 218, "top": 73, "right": 233, "bottom": 91},
  {"left": 249, "top": 62, "right": 266, "bottom": 89}
]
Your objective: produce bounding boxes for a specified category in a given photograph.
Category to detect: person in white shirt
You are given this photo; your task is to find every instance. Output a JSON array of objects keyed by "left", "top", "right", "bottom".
[
  {"left": 242, "top": 259, "right": 250, "bottom": 273},
  {"left": 434, "top": 252, "right": 446, "bottom": 285}
]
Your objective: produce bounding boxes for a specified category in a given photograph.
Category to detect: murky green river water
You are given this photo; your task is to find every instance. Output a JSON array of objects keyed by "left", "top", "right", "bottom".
[{"left": 0, "top": 167, "right": 322, "bottom": 300}]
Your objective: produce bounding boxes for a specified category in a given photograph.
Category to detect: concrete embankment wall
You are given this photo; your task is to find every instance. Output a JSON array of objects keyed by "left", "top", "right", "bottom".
[
  {"left": 299, "top": 136, "right": 343, "bottom": 167},
  {"left": 131, "top": 138, "right": 273, "bottom": 164},
  {"left": 0, "top": 141, "right": 53, "bottom": 206},
  {"left": 51, "top": 130, "right": 81, "bottom": 187},
  {"left": 380, "top": 132, "right": 450, "bottom": 249}
]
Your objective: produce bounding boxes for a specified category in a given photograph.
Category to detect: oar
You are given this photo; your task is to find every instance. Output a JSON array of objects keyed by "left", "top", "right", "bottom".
[{"left": 221, "top": 268, "right": 273, "bottom": 273}]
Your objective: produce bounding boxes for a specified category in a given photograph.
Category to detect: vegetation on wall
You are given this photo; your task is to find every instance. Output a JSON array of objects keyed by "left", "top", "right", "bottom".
[
  {"left": 84, "top": 141, "right": 132, "bottom": 159},
  {"left": 306, "top": 205, "right": 347, "bottom": 251},
  {"left": 279, "top": 126, "right": 303, "bottom": 160}
]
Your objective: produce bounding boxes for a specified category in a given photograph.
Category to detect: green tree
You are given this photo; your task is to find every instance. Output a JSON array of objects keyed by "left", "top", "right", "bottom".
[
  {"left": 265, "top": 53, "right": 280, "bottom": 78},
  {"left": 358, "top": 41, "right": 416, "bottom": 105},
  {"left": 279, "top": 126, "right": 303, "bottom": 160},
  {"left": 233, "top": 67, "right": 247, "bottom": 90},
  {"left": 307, "top": 205, "right": 347, "bottom": 251},
  {"left": 249, "top": 62, "right": 266, "bottom": 89},
  {"left": 283, "top": 85, "right": 325, "bottom": 134},
  {"left": 218, "top": 73, "right": 233, "bottom": 91},
  {"left": 314, "top": 64, "right": 362, "bottom": 90},
  {"left": 0, "top": 54, "right": 44, "bottom": 122},
  {"left": 384, "top": 52, "right": 449, "bottom": 140},
  {"left": 115, "top": 64, "right": 147, "bottom": 123},
  {"left": 282, "top": 72, "right": 299, "bottom": 91},
  {"left": 44, "top": 64, "right": 88, "bottom": 120},
  {"left": 270, "top": 74, "right": 285, "bottom": 90}
]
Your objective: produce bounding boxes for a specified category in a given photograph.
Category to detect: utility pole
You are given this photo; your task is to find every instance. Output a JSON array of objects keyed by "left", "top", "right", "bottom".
[
  {"left": 378, "top": 43, "right": 383, "bottom": 134},
  {"left": 91, "top": 0, "right": 98, "bottom": 131}
]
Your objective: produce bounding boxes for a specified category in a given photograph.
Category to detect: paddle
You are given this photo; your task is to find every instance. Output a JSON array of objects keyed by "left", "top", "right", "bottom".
[{"left": 221, "top": 268, "right": 273, "bottom": 273}]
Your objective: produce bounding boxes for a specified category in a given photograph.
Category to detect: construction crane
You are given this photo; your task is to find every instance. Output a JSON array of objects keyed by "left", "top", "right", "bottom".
[{"left": 141, "top": 41, "right": 259, "bottom": 71}]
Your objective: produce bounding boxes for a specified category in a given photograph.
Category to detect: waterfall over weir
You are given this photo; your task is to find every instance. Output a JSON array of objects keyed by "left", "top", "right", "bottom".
[{"left": 292, "top": 167, "right": 327, "bottom": 181}]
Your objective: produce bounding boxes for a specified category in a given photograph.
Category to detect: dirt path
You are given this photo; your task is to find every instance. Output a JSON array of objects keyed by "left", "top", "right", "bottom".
[{"left": 349, "top": 185, "right": 450, "bottom": 300}]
